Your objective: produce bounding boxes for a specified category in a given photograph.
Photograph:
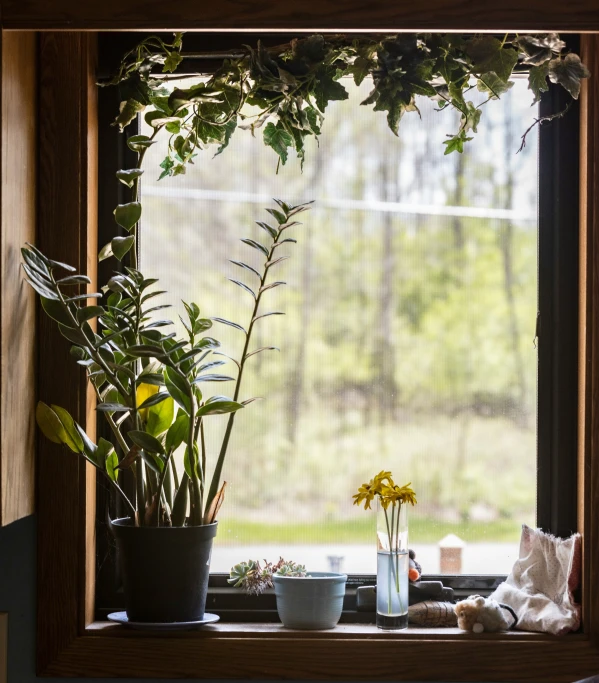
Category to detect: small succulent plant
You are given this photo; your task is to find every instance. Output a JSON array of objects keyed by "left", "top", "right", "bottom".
[{"left": 228, "top": 557, "right": 306, "bottom": 595}]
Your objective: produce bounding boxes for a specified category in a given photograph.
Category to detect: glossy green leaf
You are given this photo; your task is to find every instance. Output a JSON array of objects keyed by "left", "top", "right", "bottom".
[
  {"left": 40, "top": 297, "right": 76, "bottom": 328},
  {"left": 76, "top": 306, "right": 105, "bottom": 323},
  {"left": 228, "top": 279, "right": 256, "bottom": 300},
  {"left": 165, "top": 414, "right": 189, "bottom": 452},
  {"left": 74, "top": 423, "right": 99, "bottom": 465},
  {"left": 127, "top": 134, "right": 155, "bottom": 152},
  {"left": 50, "top": 404, "right": 84, "bottom": 453},
  {"left": 171, "top": 473, "right": 189, "bottom": 526},
  {"left": 230, "top": 260, "right": 261, "bottom": 279},
  {"left": 111, "top": 236, "right": 135, "bottom": 261},
  {"left": 128, "top": 430, "right": 165, "bottom": 455},
  {"left": 116, "top": 168, "right": 144, "bottom": 188},
  {"left": 114, "top": 202, "right": 142, "bottom": 232},
  {"left": 35, "top": 401, "right": 66, "bottom": 445},
  {"left": 211, "top": 317, "right": 246, "bottom": 334},
  {"left": 197, "top": 396, "right": 245, "bottom": 417},
  {"left": 146, "top": 396, "right": 175, "bottom": 437},
  {"left": 98, "top": 438, "right": 118, "bottom": 481}
]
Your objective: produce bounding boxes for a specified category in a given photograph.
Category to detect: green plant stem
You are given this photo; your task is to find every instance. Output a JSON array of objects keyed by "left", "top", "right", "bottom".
[
  {"left": 200, "top": 419, "right": 207, "bottom": 501},
  {"left": 129, "top": 126, "right": 162, "bottom": 271},
  {"left": 107, "top": 476, "right": 137, "bottom": 519},
  {"left": 382, "top": 505, "right": 400, "bottom": 614},
  {"left": 187, "top": 387, "right": 202, "bottom": 525},
  {"left": 91, "top": 383, "right": 130, "bottom": 454},
  {"left": 204, "top": 215, "right": 288, "bottom": 512},
  {"left": 52, "top": 274, "right": 129, "bottom": 398},
  {"left": 155, "top": 448, "right": 174, "bottom": 527}
]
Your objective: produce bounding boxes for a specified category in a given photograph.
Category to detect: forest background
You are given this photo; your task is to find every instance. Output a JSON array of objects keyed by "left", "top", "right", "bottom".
[{"left": 136, "top": 75, "right": 539, "bottom": 573}]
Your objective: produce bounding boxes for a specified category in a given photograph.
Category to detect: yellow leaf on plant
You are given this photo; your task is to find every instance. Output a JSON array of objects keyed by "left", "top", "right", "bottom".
[{"left": 137, "top": 383, "right": 159, "bottom": 421}]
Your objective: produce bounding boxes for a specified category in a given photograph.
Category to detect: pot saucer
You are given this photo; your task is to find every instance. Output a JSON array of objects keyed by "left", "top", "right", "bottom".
[{"left": 107, "top": 611, "right": 220, "bottom": 630}]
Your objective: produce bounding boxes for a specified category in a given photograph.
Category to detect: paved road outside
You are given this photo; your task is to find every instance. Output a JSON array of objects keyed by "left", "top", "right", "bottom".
[{"left": 211, "top": 542, "right": 519, "bottom": 575}]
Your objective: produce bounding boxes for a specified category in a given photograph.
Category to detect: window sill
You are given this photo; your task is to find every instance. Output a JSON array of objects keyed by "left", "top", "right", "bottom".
[
  {"left": 38, "top": 620, "right": 596, "bottom": 681},
  {"left": 86, "top": 620, "right": 574, "bottom": 640}
]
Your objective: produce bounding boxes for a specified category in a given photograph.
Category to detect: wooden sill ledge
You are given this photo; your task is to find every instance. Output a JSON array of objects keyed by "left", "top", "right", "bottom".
[{"left": 86, "top": 620, "right": 584, "bottom": 640}]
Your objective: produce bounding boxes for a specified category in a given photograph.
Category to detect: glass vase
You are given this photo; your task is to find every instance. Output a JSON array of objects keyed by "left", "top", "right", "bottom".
[{"left": 376, "top": 499, "right": 409, "bottom": 630}]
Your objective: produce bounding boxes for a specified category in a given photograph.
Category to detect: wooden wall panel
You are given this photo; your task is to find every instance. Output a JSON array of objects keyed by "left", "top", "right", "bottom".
[
  {"left": 1, "top": 0, "right": 599, "bottom": 32},
  {"left": 0, "top": 31, "right": 37, "bottom": 526}
]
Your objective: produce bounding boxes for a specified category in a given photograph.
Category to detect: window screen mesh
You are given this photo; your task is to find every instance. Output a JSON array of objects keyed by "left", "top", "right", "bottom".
[{"left": 140, "top": 77, "right": 538, "bottom": 575}]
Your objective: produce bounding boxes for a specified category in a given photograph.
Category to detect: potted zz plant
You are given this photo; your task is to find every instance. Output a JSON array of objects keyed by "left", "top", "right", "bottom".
[
  {"left": 23, "top": 192, "right": 309, "bottom": 623},
  {"left": 229, "top": 558, "right": 348, "bottom": 629}
]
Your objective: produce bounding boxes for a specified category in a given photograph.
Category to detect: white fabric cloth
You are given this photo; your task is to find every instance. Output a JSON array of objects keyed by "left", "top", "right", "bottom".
[{"left": 489, "top": 524, "right": 582, "bottom": 636}]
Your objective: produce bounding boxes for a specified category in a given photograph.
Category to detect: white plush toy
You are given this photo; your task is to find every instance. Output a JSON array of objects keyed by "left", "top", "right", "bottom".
[{"left": 454, "top": 594, "right": 517, "bottom": 633}]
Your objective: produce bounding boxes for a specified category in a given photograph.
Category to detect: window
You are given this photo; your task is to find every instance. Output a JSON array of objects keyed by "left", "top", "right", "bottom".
[
  {"left": 32, "top": 24, "right": 599, "bottom": 683},
  {"left": 94, "top": 32, "right": 578, "bottom": 620}
]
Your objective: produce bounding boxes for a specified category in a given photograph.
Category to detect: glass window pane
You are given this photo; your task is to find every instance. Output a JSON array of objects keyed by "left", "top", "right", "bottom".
[{"left": 140, "top": 76, "right": 538, "bottom": 575}]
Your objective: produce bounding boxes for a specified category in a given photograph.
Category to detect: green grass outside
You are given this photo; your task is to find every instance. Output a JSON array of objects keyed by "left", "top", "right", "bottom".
[{"left": 216, "top": 516, "right": 524, "bottom": 546}]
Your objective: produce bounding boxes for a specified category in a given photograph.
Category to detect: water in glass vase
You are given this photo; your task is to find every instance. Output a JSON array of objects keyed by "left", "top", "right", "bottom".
[{"left": 377, "top": 549, "right": 409, "bottom": 630}]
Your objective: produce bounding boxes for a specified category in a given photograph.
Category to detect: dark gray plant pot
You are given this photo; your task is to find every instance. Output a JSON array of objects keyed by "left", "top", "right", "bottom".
[
  {"left": 273, "top": 571, "right": 348, "bottom": 629},
  {"left": 111, "top": 517, "right": 218, "bottom": 623}
]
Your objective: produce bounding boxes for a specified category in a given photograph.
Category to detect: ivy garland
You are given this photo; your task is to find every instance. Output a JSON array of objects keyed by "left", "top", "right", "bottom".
[{"left": 100, "top": 32, "right": 589, "bottom": 262}]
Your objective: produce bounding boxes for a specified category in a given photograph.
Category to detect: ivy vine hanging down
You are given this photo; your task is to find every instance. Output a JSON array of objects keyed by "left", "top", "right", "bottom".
[{"left": 103, "top": 32, "right": 589, "bottom": 179}]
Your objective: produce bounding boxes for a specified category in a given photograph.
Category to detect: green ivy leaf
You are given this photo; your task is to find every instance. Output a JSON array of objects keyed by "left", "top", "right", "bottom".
[
  {"left": 313, "top": 68, "right": 348, "bottom": 112},
  {"left": 350, "top": 56, "right": 372, "bottom": 86},
  {"left": 263, "top": 122, "right": 293, "bottom": 166},
  {"left": 443, "top": 131, "right": 473, "bottom": 155},
  {"left": 163, "top": 51, "right": 183, "bottom": 73},
  {"left": 528, "top": 63, "right": 550, "bottom": 104},
  {"left": 548, "top": 53, "right": 590, "bottom": 99},
  {"left": 465, "top": 36, "right": 518, "bottom": 81},
  {"left": 114, "top": 99, "right": 145, "bottom": 131},
  {"left": 214, "top": 118, "right": 237, "bottom": 158},
  {"left": 477, "top": 72, "right": 514, "bottom": 100},
  {"left": 114, "top": 202, "right": 142, "bottom": 232},
  {"left": 165, "top": 120, "right": 181, "bottom": 134},
  {"left": 463, "top": 102, "right": 482, "bottom": 133},
  {"left": 158, "top": 156, "right": 175, "bottom": 180}
]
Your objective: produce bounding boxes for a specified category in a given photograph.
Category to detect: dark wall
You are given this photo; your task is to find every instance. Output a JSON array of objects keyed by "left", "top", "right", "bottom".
[{"left": 0, "top": 515, "right": 216, "bottom": 683}]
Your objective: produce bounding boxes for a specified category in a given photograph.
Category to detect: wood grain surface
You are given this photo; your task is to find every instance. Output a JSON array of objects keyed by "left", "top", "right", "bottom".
[
  {"left": 0, "top": 32, "right": 37, "bottom": 526},
  {"left": 44, "top": 630, "right": 599, "bottom": 681},
  {"left": 1, "top": 0, "right": 599, "bottom": 32},
  {"left": 37, "top": 32, "right": 96, "bottom": 672},
  {"left": 580, "top": 34, "right": 599, "bottom": 644}
]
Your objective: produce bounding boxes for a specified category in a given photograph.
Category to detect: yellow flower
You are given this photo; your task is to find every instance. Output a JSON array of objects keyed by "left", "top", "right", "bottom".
[
  {"left": 381, "top": 482, "right": 418, "bottom": 507},
  {"left": 352, "top": 471, "right": 394, "bottom": 510},
  {"left": 352, "top": 481, "right": 376, "bottom": 510}
]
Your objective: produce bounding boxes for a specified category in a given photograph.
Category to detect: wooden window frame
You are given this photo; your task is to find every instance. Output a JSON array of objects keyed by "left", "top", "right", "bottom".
[{"left": 22, "top": 3, "right": 599, "bottom": 679}]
